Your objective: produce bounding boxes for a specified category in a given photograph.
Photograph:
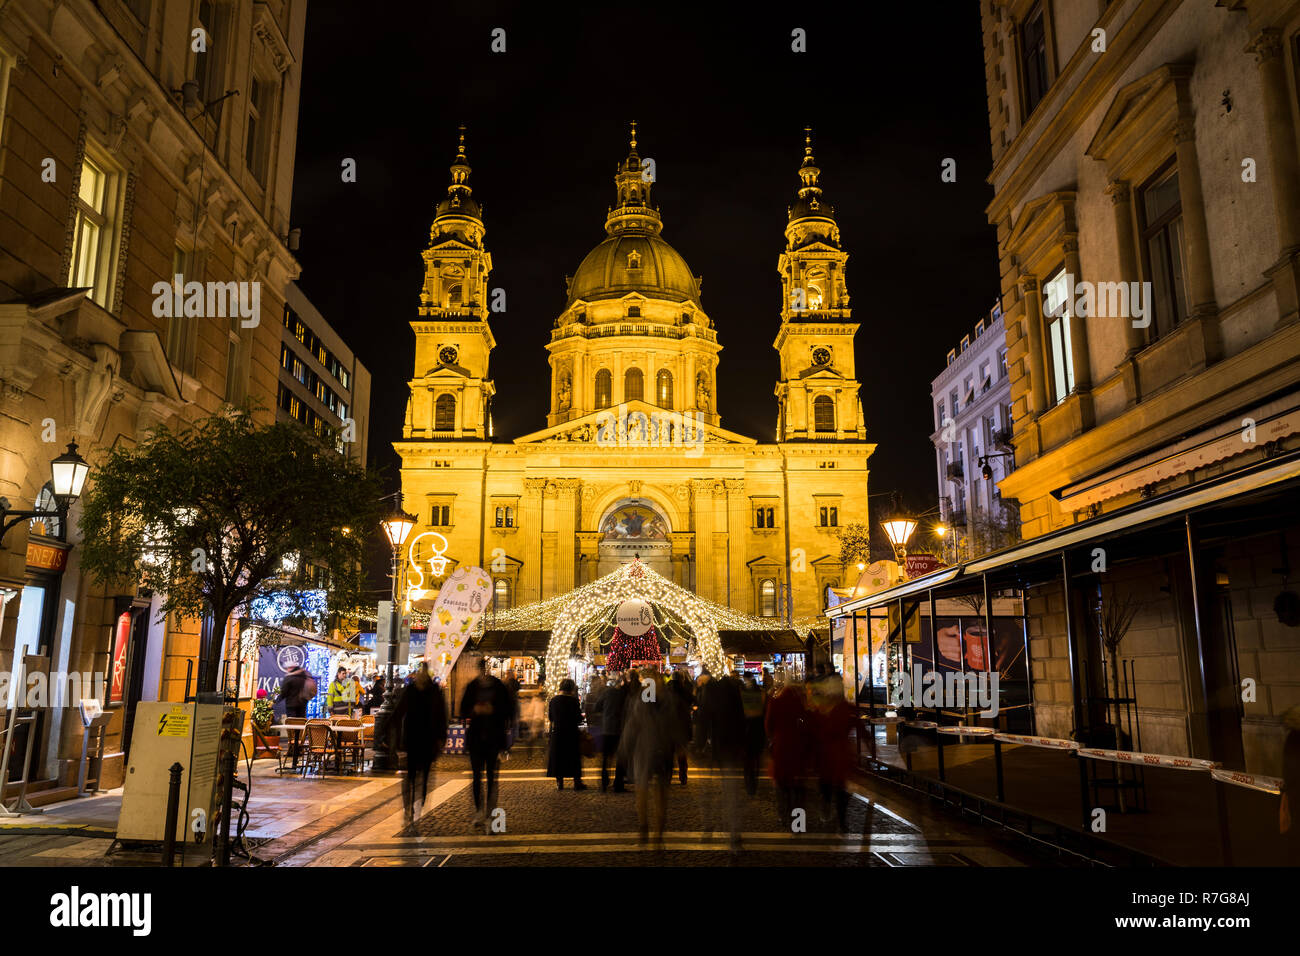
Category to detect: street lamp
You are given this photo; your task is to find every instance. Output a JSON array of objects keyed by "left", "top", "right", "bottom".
[
  {"left": 0, "top": 442, "right": 91, "bottom": 545},
  {"left": 372, "top": 501, "right": 417, "bottom": 772},
  {"left": 935, "top": 523, "right": 948, "bottom": 565},
  {"left": 978, "top": 450, "right": 1014, "bottom": 481},
  {"left": 881, "top": 518, "right": 918, "bottom": 581}
]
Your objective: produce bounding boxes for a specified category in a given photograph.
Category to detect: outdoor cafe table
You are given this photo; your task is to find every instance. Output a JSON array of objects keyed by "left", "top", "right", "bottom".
[{"left": 269, "top": 721, "right": 367, "bottom": 774}]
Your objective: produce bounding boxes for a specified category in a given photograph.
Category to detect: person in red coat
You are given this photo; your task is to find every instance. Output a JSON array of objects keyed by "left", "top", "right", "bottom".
[
  {"left": 765, "top": 682, "right": 809, "bottom": 828},
  {"left": 811, "top": 678, "right": 859, "bottom": 832}
]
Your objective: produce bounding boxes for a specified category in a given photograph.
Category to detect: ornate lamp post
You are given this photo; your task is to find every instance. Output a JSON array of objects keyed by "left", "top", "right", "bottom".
[
  {"left": 0, "top": 442, "right": 90, "bottom": 544},
  {"left": 881, "top": 517, "right": 918, "bottom": 582},
  {"left": 371, "top": 501, "right": 416, "bottom": 772}
]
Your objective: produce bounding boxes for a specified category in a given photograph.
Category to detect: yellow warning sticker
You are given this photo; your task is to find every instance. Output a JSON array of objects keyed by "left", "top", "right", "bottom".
[{"left": 158, "top": 708, "right": 191, "bottom": 737}]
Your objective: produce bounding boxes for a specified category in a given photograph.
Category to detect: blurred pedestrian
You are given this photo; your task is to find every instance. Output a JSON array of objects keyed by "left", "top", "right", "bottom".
[
  {"left": 593, "top": 672, "right": 629, "bottom": 792},
  {"left": 668, "top": 670, "right": 693, "bottom": 785},
  {"left": 548, "top": 678, "right": 587, "bottom": 790},
  {"left": 810, "top": 676, "right": 857, "bottom": 832},
  {"left": 697, "top": 671, "right": 746, "bottom": 848},
  {"left": 393, "top": 662, "right": 448, "bottom": 826},
  {"left": 276, "top": 664, "right": 312, "bottom": 719},
  {"left": 741, "top": 673, "right": 767, "bottom": 796},
  {"left": 766, "top": 680, "right": 810, "bottom": 829},
  {"left": 585, "top": 675, "right": 606, "bottom": 755},
  {"left": 619, "top": 671, "right": 675, "bottom": 847},
  {"left": 459, "top": 657, "right": 514, "bottom": 833},
  {"left": 363, "top": 674, "right": 385, "bottom": 716}
]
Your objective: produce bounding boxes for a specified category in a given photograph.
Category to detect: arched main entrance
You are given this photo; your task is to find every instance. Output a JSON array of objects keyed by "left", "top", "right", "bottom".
[{"left": 596, "top": 498, "right": 672, "bottom": 579}]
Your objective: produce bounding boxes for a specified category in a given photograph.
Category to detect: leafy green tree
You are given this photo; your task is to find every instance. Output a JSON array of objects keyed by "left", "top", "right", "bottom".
[{"left": 78, "top": 410, "right": 384, "bottom": 693}]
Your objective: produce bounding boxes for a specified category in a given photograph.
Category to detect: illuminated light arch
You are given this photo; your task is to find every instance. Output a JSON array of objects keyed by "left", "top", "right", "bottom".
[{"left": 544, "top": 561, "right": 724, "bottom": 695}]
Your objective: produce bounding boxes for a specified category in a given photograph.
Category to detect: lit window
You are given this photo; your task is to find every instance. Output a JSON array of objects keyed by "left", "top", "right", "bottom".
[
  {"left": 656, "top": 369, "right": 673, "bottom": 408},
  {"left": 494, "top": 578, "right": 511, "bottom": 610},
  {"left": 625, "top": 367, "right": 643, "bottom": 403},
  {"left": 1043, "top": 268, "right": 1076, "bottom": 405},
  {"left": 69, "top": 152, "right": 120, "bottom": 307},
  {"left": 813, "top": 395, "right": 835, "bottom": 432},
  {"left": 760, "top": 579, "right": 777, "bottom": 617},
  {"left": 594, "top": 369, "right": 612, "bottom": 409}
]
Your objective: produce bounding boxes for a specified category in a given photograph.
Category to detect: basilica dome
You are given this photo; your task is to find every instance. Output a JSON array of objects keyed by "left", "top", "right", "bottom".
[{"left": 568, "top": 233, "right": 699, "bottom": 305}]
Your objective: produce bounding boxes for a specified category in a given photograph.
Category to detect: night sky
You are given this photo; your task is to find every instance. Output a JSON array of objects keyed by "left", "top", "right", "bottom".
[{"left": 289, "top": 2, "right": 999, "bottom": 528}]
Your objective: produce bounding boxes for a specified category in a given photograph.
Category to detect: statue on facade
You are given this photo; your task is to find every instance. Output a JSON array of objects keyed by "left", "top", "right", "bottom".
[{"left": 696, "top": 372, "right": 711, "bottom": 411}]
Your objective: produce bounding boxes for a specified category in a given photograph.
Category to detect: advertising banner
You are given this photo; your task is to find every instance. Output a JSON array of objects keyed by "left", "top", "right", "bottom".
[{"left": 427, "top": 567, "right": 492, "bottom": 680}]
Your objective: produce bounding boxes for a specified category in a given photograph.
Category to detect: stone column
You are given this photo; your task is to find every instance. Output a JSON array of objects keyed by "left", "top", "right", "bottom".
[
  {"left": 1173, "top": 118, "right": 1218, "bottom": 319},
  {"left": 1061, "top": 235, "right": 1091, "bottom": 391},
  {"left": 520, "top": 479, "right": 544, "bottom": 604},
  {"left": 576, "top": 532, "right": 602, "bottom": 586},
  {"left": 554, "top": 479, "right": 579, "bottom": 595},
  {"left": 1106, "top": 180, "right": 1146, "bottom": 353},
  {"left": 1019, "top": 274, "right": 1048, "bottom": 415},
  {"left": 726, "top": 479, "right": 747, "bottom": 611},
  {"left": 691, "top": 480, "right": 716, "bottom": 602},
  {"left": 1249, "top": 28, "right": 1300, "bottom": 326}
]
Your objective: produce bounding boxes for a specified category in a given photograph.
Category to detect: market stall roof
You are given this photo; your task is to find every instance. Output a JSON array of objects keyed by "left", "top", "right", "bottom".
[
  {"left": 825, "top": 451, "right": 1300, "bottom": 618},
  {"left": 475, "top": 630, "right": 553, "bottom": 655},
  {"left": 718, "top": 629, "right": 806, "bottom": 656}
]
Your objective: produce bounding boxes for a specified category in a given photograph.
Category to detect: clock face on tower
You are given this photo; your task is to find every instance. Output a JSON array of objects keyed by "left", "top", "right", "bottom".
[
  {"left": 812, "top": 347, "right": 831, "bottom": 367},
  {"left": 440, "top": 346, "right": 458, "bottom": 366}
]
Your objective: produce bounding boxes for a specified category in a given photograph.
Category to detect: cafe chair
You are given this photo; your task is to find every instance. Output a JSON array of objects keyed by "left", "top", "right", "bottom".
[
  {"left": 333, "top": 717, "right": 365, "bottom": 773},
  {"left": 301, "top": 720, "right": 334, "bottom": 776},
  {"left": 280, "top": 716, "right": 308, "bottom": 773}
]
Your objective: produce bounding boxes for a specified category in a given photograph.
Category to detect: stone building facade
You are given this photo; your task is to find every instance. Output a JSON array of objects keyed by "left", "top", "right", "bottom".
[
  {"left": 979, "top": 0, "right": 1300, "bottom": 765},
  {"left": 0, "top": 0, "right": 305, "bottom": 793},
  {"left": 397, "top": 129, "right": 874, "bottom": 622}
]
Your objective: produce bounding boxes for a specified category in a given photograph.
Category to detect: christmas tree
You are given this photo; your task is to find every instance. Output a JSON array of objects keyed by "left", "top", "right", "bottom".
[{"left": 606, "top": 624, "right": 662, "bottom": 671}]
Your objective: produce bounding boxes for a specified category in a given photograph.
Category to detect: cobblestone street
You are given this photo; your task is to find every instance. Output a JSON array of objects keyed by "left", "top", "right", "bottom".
[{"left": 281, "top": 750, "right": 1043, "bottom": 868}]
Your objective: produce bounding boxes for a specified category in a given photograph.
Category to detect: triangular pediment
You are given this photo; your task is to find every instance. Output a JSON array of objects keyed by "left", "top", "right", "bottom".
[
  {"left": 420, "top": 361, "right": 472, "bottom": 379},
  {"left": 1086, "top": 63, "right": 1192, "bottom": 163},
  {"left": 515, "top": 400, "right": 757, "bottom": 446},
  {"left": 797, "top": 364, "right": 842, "bottom": 380}
]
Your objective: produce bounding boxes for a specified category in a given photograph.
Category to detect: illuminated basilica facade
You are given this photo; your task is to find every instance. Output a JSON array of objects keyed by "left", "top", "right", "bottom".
[{"left": 395, "top": 127, "right": 873, "bottom": 619}]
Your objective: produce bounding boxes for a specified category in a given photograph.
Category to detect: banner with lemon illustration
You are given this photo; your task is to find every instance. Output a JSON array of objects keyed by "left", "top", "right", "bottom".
[{"left": 425, "top": 566, "right": 492, "bottom": 680}]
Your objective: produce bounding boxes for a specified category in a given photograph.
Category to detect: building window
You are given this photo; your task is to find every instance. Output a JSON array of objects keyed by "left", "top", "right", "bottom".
[
  {"left": 998, "top": 348, "right": 1008, "bottom": 379},
  {"left": 1138, "top": 162, "right": 1189, "bottom": 339},
  {"left": 430, "top": 504, "right": 451, "bottom": 526},
  {"left": 627, "top": 305, "right": 641, "bottom": 318},
  {"left": 592, "top": 369, "right": 612, "bottom": 409},
  {"left": 979, "top": 361, "right": 991, "bottom": 392},
  {"left": 936, "top": 402, "right": 945, "bottom": 429},
  {"left": 625, "top": 367, "right": 644, "bottom": 403},
  {"left": 1020, "top": 1, "right": 1049, "bottom": 117},
  {"left": 194, "top": 0, "right": 228, "bottom": 136},
  {"left": 818, "top": 506, "right": 839, "bottom": 528},
  {"left": 1042, "top": 268, "right": 1076, "bottom": 405},
  {"left": 435, "top": 394, "right": 456, "bottom": 430},
  {"left": 69, "top": 150, "right": 121, "bottom": 307},
  {"left": 495, "top": 506, "right": 504, "bottom": 527},
  {"left": 223, "top": 314, "right": 242, "bottom": 403},
  {"left": 166, "top": 246, "right": 197, "bottom": 374},
  {"left": 505, "top": 506, "right": 514, "bottom": 528},
  {"left": 655, "top": 369, "right": 673, "bottom": 408},
  {"left": 245, "top": 74, "right": 273, "bottom": 185},
  {"left": 760, "top": 579, "right": 777, "bottom": 617},
  {"left": 755, "top": 506, "right": 775, "bottom": 528},
  {"left": 950, "top": 388, "right": 959, "bottom": 416},
  {"left": 447, "top": 284, "right": 462, "bottom": 307},
  {"left": 813, "top": 395, "right": 835, "bottom": 432},
  {"left": 494, "top": 578, "right": 511, "bottom": 610}
]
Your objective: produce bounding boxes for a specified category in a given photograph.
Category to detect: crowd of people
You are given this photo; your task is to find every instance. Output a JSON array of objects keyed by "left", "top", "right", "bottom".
[{"left": 371, "top": 656, "right": 860, "bottom": 842}]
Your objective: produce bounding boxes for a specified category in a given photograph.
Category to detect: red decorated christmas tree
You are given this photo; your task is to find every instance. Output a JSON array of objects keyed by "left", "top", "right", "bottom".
[{"left": 606, "top": 624, "right": 662, "bottom": 671}]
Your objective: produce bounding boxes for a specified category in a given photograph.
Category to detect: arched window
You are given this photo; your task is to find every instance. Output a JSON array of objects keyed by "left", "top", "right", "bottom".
[
  {"left": 594, "top": 369, "right": 612, "bottom": 409},
  {"left": 447, "top": 284, "right": 462, "bottom": 306},
  {"left": 760, "top": 579, "right": 777, "bottom": 617},
  {"left": 435, "top": 394, "right": 456, "bottom": 430},
  {"left": 495, "top": 506, "right": 504, "bottom": 527},
  {"left": 494, "top": 579, "right": 511, "bottom": 610},
  {"left": 813, "top": 395, "right": 835, "bottom": 433},
  {"left": 505, "top": 506, "right": 515, "bottom": 528},
  {"left": 625, "top": 367, "right": 644, "bottom": 402},
  {"left": 656, "top": 369, "right": 673, "bottom": 408}
]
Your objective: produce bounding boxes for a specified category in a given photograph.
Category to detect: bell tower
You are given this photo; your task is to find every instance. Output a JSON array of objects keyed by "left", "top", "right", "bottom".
[
  {"left": 774, "top": 129, "right": 865, "bottom": 441},
  {"left": 406, "top": 127, "right": 496, "bottom": 440}
]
